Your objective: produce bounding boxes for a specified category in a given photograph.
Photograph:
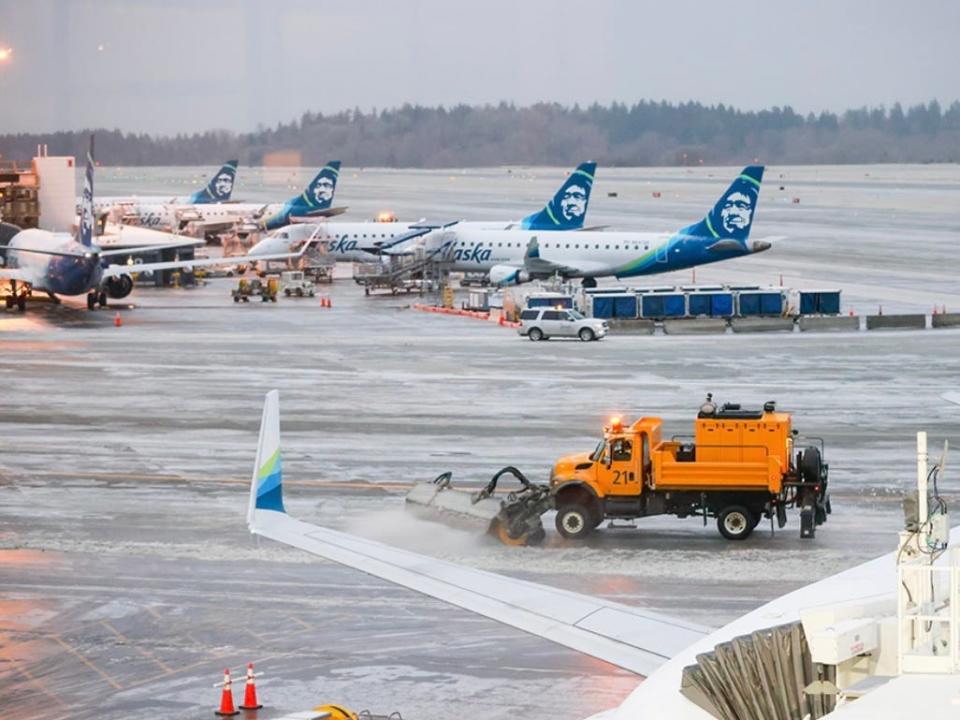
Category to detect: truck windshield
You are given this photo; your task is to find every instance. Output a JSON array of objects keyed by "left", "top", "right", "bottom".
[
  {"left": 568, "top": 310, "right": 585, "bottom": 320},
  {"left": 589, "top": 438, "right": 606, "bottom": 462}
]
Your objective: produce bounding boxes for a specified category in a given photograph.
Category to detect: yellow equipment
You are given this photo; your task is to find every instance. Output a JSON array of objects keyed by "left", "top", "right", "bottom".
[
  {"left": 313, "top": 705, "right": 358, "bottom": 720},
  {"left": 406, "top": 395, "right": 831, "bottom": 544},
  {"left": 549, "top": 395, "right": 830, "bottom": 541}
]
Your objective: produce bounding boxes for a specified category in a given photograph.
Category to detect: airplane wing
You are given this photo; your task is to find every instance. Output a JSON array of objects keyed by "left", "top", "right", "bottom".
[
  {"left": 247, "top": 391, "right": 709, "bottom": 677},
  {"left": 101, "top": 243, "right": 313, "bottom": 279},
  {"left": 290, "top": 206, "right": 348, "bottom": 221},
  {"left": 99, "top": 240, "right": 204, "bottom": 258}
]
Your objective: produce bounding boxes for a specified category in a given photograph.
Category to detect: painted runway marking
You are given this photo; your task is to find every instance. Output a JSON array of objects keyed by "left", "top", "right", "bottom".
[
  {"left": 53, "top": 635, "right": 122, "bottom": 690},
  {"left": 100, "top": 619, "right": 174, "bottom": 674}
]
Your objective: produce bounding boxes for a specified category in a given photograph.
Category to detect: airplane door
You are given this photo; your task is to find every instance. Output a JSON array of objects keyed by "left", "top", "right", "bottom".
[{"left": 655, "top": 241, "right": 669, "bottom": 264}]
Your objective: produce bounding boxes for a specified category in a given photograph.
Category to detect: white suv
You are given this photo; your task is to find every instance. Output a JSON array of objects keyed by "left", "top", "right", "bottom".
[{"left": 518, "top": 308, "right": 608, "bottom": 342}]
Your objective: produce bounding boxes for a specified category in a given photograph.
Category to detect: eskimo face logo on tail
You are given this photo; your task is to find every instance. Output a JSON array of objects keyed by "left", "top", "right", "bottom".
[
  {"left": 313, "top": 176, "right": 335, "bottom": 205},
  {"left": 213, "top": 172, "right": 234, "bottom": 199},
  {"left": 719, "top": 191, "right": 754, "bottom": 235},
  {"left": 705, "top": 172, "right": 761, "bottom": 242},
  {"left": 559, "top": 184, "right": 587, "bottom": 221}
]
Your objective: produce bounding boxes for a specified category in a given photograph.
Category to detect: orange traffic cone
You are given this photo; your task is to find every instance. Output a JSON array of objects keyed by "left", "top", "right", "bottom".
[
  {"left": 239, "top": 663, "right": 263, "bottom": 710},
  {"left": 214, "top": 669, "right": 239, "bottom": 717},
  {"left": 326, "top": 296, "right": 333, "bottom": 309},
  {"left": 114, "top": 312, "right": 122, "bottom": 327}
]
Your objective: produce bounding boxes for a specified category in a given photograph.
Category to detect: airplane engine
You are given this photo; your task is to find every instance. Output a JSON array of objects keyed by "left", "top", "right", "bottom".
[
  {"left": 488, "top": 265, "right": 530, "bottom": 286},
  {"left": 104, "top": 274, "right": 134, "bottom": 300}
]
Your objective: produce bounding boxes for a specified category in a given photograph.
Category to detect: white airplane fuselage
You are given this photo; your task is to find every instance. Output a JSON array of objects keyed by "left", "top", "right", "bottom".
[
  {"left": 118, "top": 201, "right": 284, "bottom": 231},
  {"left": 5, "top": 228, "right": 103, "bottom": 295}
]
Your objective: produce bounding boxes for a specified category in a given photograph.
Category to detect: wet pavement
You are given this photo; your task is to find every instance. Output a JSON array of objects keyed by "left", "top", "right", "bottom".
[{"left": 1, "top": 165, "right": 959, "bottom": 719}]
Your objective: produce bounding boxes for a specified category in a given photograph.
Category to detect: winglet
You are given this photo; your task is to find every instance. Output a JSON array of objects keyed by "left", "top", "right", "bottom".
[
  {"left": 79, "top": 135, "right": 96, "bottom": 248},
  {"left": 248, "top": 390, "right": 284, "bottom": 528},
  {"left": 189, "top": 160, "right": 239, "bottom": 204},
  {"left": 521, "top": 162, "right": 596, "bottom": 231}
]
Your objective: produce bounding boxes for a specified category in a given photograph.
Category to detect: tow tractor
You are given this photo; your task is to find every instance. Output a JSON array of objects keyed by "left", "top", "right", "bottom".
[
  {"left": 406, "top": 395, "right": 831, "bottom": 545},
  {"left": 231, "top": 277, "right": 278, "bottom": 303}
]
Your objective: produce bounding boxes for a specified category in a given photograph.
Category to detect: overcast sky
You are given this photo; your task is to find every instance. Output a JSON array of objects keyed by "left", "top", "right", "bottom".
[{"left": 2, "top": 0, "right": 959, "bottom": 135}]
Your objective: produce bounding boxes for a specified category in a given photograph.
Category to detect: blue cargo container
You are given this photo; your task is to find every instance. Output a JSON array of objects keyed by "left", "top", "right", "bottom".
[
  {"left": 738, "top": 293, "right": 761, "bottom": 316},
  {"left": 688, "top": 293, "right": 711, "bottom": 316},
  {"left": 760, "top": 292, "right": 783, "bottom": 315},
  {"left": 641, "top": 293, "right": 685, "bottom": 318},
  {"left": 641, "top": 294, "right": 664, "bottom": 318},
  {"left": 663, "top": 294, "right": 686, "bottom": 317},
  {"left": 738, "top": 291, "right": 783, "bottom": 316},
  {"left": 592, "top": 294, "right": 637, "bottom": 319},
  {"left": 710, "top": 293, "right": 734, "bottom": 317},
  {"left": 798, "top": 290, "right": 841, "bottom": 315},
  {"left": 819, "top": 291, "right": 841, "bottom": 315}
]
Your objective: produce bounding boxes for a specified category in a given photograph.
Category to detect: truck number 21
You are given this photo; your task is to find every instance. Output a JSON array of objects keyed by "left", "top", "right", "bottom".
[{"left": 612, "top": 470, "right": 635, "bottom": 485}]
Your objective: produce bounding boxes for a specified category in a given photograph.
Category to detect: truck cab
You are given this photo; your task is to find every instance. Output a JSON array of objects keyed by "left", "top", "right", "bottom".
[{"left": 550, "top": 397, "right": 829, "bottom": 541}]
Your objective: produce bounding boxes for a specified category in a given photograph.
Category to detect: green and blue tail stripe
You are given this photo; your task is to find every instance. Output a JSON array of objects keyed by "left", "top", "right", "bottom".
[
  {"left": 250, "top": 390, "right": 285, "bottom": 518},
  {"left": 188, "top": 160, "right": 238, "bottom": 204},
  {"left": 521, "top": 161, "right": 596, "bottom": 231},
  {"left": 256, "top": 447, "right": 284, "bottom": 512}
]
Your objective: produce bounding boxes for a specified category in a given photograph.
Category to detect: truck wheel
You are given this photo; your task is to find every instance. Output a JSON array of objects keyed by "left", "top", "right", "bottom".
[
  {"left": 579, "top": 328, "right": 595, "bottom": 342},
  {"left": 555, "top": 504, "right": 594, "bottom": 540},
  {"left": 717, "top": 505, "right": 755, "bottom": 541},
  {"left": 233, "top": 296, "right": 240, "bottom": 303},
  {"left": 801, "top": 447, "right": 822, "bottom": 484},
  {"left": 528, "top": 328, "right": 544, "bottom": 342}
]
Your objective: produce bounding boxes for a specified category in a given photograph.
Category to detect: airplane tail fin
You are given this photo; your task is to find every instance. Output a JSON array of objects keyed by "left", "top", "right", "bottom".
[
  {"left": 521, "top": 161, "right": 596, "bottom": 231},
  {"left": 680, "top": 166, "right": 764, "bottom": 243},
  {"left": 189, "top": 160, "right": 238, "bottom": 204},
  {"left": 290, "top": 161, "right": 341, "bottom": 212},
  {"left": 248, "top": 390, "right": 285, "bottom": 527},
  {"left": 78, "top": 135, "right": 96, "bottom": 248}
]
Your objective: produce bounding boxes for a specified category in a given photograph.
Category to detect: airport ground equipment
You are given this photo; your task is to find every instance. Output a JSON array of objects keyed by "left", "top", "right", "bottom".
[
  {"left": 280, "top": 271, "right": 316, "bottom": 297},
  {"left": 232, "top": 277, "right": 278, "bottom": 303},
  {"left": 406, "top": 395, "right": 830, "bottom": 545}
]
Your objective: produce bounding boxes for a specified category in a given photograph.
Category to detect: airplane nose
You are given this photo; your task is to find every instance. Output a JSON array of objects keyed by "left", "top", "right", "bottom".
[{"left": 751, "top": 240, "right": 771, "bottom": 253}]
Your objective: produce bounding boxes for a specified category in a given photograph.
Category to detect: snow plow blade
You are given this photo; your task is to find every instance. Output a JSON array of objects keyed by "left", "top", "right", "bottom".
[{"left": 405, "top": 467, "right": 552, "bottom": 546}]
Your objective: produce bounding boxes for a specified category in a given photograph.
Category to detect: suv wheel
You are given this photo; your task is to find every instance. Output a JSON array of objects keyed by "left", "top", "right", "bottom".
[
  {"left": 578, "top": 327, "right": 595, "bottom": 342},
  {"left": 528, "top": 327, "right": 544, "bottom": 341}
]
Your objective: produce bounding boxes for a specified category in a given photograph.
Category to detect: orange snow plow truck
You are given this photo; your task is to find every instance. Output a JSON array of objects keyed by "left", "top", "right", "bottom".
[
  {"left": 406, "top": 395, "right": 831, "bottom": 545},
  {"left": 549, "top": 395, "right": 830, "bottom": 542}
]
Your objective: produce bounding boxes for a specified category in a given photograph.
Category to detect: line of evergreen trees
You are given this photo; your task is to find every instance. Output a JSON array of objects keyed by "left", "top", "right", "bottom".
[{"left": 2, "top": 99, "right": 958, "bottom": 167}]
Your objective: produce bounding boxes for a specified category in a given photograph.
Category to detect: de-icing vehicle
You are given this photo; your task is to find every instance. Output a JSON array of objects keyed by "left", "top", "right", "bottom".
[{"left": 406, "top": 395, "right": 831, "bottom": 545}]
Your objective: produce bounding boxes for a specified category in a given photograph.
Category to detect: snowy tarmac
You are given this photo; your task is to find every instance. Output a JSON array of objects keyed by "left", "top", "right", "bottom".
[{"left": 1, "top": 164, "right": 959, "bottom": 719}]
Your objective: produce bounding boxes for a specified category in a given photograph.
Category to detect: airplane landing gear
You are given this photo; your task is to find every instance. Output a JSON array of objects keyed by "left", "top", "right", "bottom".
[
  {"left": 86, "top": 292, "right": 97, "bottom": 310},
  {"left": 581, "top": 277, "right": 598, "bottom": 289},
  {"left": 98, "top": 291, "right": 108, "bottom": 308}
]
